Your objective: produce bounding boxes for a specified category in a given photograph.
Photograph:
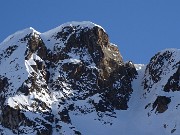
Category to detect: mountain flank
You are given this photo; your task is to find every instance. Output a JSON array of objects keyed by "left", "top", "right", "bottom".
[{"left": 0, "top": 21, "right": 179, "bottom": 135}]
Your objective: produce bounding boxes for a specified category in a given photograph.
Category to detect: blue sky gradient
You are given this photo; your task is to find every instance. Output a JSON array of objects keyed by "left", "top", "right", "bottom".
[{"left": 0, "top": 0, "right": 180, "bottom": 63}]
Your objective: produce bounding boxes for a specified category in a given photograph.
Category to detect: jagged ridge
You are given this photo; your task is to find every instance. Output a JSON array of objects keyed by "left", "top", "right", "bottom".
[
  {"left": 0, "top": 21, "right": 137, "bottom": 135},
  {"left": 0, "top": 21, "right": 179, "bottom": 135}
]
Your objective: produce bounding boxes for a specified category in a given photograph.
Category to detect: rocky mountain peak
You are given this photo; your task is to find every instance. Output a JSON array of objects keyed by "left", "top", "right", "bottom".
[
  {"left": 143, "top": 49, "right": 180, "bottom": 93},
  {"left": 141, "top": 49, "right": 180, "bottom": 122},
  {"left": 0, "top": 21, "right": 179, "bottom": 135},
  {"left": 0, "top": 21, "right": 137, "bottom": 134}
]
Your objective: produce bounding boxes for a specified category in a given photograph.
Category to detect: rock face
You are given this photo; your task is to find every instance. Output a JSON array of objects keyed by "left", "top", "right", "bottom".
[
  {"left": 142, "top": 49, "right": 180, "bottom": 115},
  {"left": 0, "top": 22, "right": 137, "bottom": 135},
  {"left": 138, "top": 49, "right": 180, "bottom": 134},
  {"left": 0, "top": 21, "right": 179, "bottom": 135},
  {"left": 143, "top": 49, "right": 180, "bottom": 92}
]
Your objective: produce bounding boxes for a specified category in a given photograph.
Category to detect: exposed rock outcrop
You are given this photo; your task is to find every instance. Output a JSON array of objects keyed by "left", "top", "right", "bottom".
[
  {"left": 0, "top": 22, "right": 137, "bottom": 134},
  {"left": 0, "top": 22, "right": 179, "bottom": 135},
  {"left": 152, "top": 96, "right": 171, "bottom": 113}
]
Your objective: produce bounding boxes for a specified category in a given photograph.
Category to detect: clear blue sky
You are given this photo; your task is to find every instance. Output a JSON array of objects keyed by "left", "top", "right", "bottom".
[{"left": 0, "top": 0, "right": 180, "bottom": 64}]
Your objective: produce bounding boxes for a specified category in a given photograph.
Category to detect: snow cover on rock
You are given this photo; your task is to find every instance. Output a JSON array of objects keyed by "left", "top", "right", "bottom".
[
  {"left": 41, "top": 21, "right": 105, "bottom": 50},
  {"left": 2, "top": 27, "right": 40, "bottom": 44},
  {"left": 0, "top": 21, "right": 179, "bottom": 135}
]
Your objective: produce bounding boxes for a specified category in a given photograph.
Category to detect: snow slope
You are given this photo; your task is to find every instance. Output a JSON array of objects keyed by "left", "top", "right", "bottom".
[{"left": 0, "top": 21, "right": 179, "bottom": 135}]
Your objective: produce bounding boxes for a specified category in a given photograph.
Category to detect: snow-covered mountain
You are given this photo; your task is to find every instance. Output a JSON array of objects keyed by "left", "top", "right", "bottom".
[{"left": 0, "top": 21, "right": 179, "bottom": 135}]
